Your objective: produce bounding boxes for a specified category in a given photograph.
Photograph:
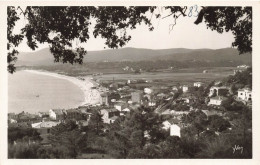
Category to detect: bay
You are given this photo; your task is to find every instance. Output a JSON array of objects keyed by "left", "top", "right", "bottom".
[{"left": 8, "top": 70, "right": 85, "bottom": 114}]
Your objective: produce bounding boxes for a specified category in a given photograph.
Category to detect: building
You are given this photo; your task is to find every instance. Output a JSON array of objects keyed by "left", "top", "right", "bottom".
[
  {"left": 114, "top": 102, "right": 128, "bottom": 111},
  {"left": 237, "top": 65, "right": 250, "bottom": 69},
  {"left": 170, "top": 124, "right": 181, "bottom": 137},
  {"left": 109, "top": 116, "right": 119, "bottom": 124},
  {"left": 16, "top": 111, "right": 39, "bottom": 123},
  {"left": 144, "top": 87, "right": 153, "bottom": 94},
  {"left": 161, "top": 109, "right": 174, "bottom": 115},
  {"left": 100, "top": 93, "right": 109, "bottom": 106},
  {"left": 100, "top": 108, "right": 120, "bottom": 124},
  {"left": 49, "top": 109, "right": 65, "bottom": 121},
  {"left": 38, "top": 112, "right": 49, "bottom": 118},
  {"left": 65, "top": 109, "right": 85, "bottom": 120},
  {"left": 208, "top": 96, "right": 227, "bottom": 106},
  {"left": 162, "top": 119, "right": 181, "bottom": 137},
  {"left": 194, "top": 82, "right": 203, "bottom": 87},
  {"left": 131, "top": 91, "right": 143, "bottom": 104},
  {"left": 238, "top": 88, "right": 252, "bottom": 101},
  {"left": 182, "top": 85, "right": 189, "bottom": 93},
  {"left": 209, "top": 86, "right": 229, "bottom": 97},
  {"left": 172, "top": 86, "right": 179, "bottom": 91},
  {"left": 201, "top": 110, "right": 222, "bottom": 119},
  {"left": 31, "top": 121, "right": 60, "bottom": 134}
]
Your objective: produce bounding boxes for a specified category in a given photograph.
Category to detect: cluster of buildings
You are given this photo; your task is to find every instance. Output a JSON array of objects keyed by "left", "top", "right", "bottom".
[{"left": 8, "top": 70, "right": 252, "bottom": 139}]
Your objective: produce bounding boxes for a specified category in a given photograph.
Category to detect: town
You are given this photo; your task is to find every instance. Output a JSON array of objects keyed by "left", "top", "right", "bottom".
[{"left": 8, "top": 65, "right": 252, "bottom": 158}]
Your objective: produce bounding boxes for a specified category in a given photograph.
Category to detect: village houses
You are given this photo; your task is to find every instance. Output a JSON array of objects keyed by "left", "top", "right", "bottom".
[
  {"left": 194, "top": 82, "right": 203, "bottom": 87},
  {"left": 209, "top": 86, "right": 230, "bottom": 97},
  {"left": 237, "top": 88, "right": 252, "bottom": 101},
  {"left": 100, "top": 108, "right": 120, "bottom": 124},
  {"left": 208, "top": 96, "right": 227, "bottom": 106},
  {"left": 49, "top": 109, "right": 65, "bottom": 121},
  {"left": 131, "top": 90, "right": 143, "bottom": 104},
  {"left": 162, "top": 119, "right": 182, "bottom": 137}
]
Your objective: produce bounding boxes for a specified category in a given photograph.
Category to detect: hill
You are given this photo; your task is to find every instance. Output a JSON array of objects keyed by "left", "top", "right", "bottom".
[{"left": 16, "top": 47, "right": 251, "bottom": 66}]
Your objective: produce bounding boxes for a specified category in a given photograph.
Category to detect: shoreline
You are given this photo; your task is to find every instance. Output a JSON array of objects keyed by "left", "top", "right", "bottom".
[{"left": 24, "top": 69, "right": 100, "bottom": 107}]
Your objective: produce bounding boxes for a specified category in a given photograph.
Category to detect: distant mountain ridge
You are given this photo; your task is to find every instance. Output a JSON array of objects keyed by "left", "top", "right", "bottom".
[{"left": 16, "top": 47, "right": 252, "bottom": 66}]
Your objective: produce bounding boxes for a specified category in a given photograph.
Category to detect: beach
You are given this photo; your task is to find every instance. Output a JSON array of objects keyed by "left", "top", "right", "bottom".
[{"left": 25, "top": 70, "right": 100, "bottom": 107}]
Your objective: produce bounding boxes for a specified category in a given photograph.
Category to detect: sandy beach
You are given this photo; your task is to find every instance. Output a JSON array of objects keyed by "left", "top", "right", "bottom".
[{"left": 25, "top": 70, "right": 100, "bottom": 106}]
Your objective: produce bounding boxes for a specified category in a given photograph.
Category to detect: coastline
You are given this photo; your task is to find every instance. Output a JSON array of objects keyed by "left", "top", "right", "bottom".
[{"left": 24, "top": 69, "right": 100, "bottom": 107}]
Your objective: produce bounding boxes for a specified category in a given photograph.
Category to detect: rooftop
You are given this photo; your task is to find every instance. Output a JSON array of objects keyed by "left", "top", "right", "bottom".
[
  {"left": 32, "top": 121, "right": 60, "bottom": 128},
  {"left": 51, "top": 109, "right": 64, "bottom": 115}
]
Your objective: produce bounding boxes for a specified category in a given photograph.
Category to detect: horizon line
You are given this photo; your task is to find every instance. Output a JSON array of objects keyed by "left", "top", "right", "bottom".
[{"left": 20, "top": 46, "right": 234, "bottom": 53}]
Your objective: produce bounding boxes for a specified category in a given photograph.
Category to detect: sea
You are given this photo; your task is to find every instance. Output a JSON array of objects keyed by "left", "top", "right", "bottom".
[{"left": 8, "top": 70, "right": 85, "bottom": 114}]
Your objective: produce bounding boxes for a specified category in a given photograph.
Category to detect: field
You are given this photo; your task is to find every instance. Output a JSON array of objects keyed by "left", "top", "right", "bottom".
[
  {"left": 94, "top": 67, "right": 235, "bottom": 86},
  {"left": 19, "top": 65, "right": 236, "bottom": 86}
]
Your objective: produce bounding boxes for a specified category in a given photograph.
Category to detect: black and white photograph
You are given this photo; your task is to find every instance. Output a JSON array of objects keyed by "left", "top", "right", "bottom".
[{"left": 1, "top": 0, "right": 259, "bottom": 163}]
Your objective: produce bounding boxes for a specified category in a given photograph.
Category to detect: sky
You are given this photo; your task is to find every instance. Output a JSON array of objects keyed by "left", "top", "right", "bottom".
[{"left": 13, "top": 6, "right": 235, "bottom": 52}]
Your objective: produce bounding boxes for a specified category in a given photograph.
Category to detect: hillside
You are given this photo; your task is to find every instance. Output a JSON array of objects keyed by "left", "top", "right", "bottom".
[{"left": 16, "top": 47, "right": 252, "bottom": 66}]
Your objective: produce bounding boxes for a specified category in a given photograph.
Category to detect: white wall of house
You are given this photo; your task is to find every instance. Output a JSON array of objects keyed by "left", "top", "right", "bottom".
[
  {"left": 144, "top": 88, "right": 153, "bottom": 94},
  {"left": 208, "top": 99, "right": 222, "bottom": 105},
  {"left": 194, "top": 82, "right": 202, "bottom": 87},
  {"left": 238, "top": 89, "right": 252, "bottom": 101},
  {"left": 100, "top": 110, "right": 110, "bottom": 124},
  {"left": 170, "top": 124, "right": 181, "bottom": 137},
  {"left": 162, "top": 121, "right": 171, "bottom": 130},
  {"left": 182, "top": 86, "right": 189, "bottom": 93},
  {"left": 49, "top": 109, "right": 57, "bottom": 120},
  {"left": 114, "top": 105, "right": 122, "bottom": 111}
]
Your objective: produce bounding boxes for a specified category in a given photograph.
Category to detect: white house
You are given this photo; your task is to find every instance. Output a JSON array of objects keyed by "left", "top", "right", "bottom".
[
  {"left": 162, "top": 119, "right": 181, "bottom": 137},
  {"left": 100, "top": 108, "right": 120, "bottom": 124},
  {"left": 162, "top": 120, "right": 172, "bottom": 130},
  {"left": 114, "top": 103, "right": 128, "bottom": 111},
  {"left": 194, "top": 82, "right": 203, "bottom": 87},
  {"left": 209, "top": 86, "right": 229, "bottom": 97},
  {"left": 170, "top": 124, "right": 181, "bottom": 137},
  {"left": 172, "top": 86, "right": 178, "bottom": 91},
  {"left": 238, "top": 88, "right": 252, "bottom": 101},
  {"left": 208, "top": 96, "right": 227, "bottom": 106},
  {"left": 49, "top": 109, "right": 64, "bottom": 121},
  {"left": 182, "top": 85, "right": 189, "bottom": 93},
  {"left": 32, "top": 121, "right": 60, "bottom": 134},
  {"left": 144, "top": 87, "right": 153, "bottom": 94},
  {"left": 32, "top": 121, "right": 60, "bottom": 129}
]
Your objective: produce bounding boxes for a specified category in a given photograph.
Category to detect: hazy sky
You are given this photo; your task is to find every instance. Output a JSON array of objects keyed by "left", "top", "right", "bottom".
[{"left": 14, "top": 7, "right": 235, "bottom": 52}]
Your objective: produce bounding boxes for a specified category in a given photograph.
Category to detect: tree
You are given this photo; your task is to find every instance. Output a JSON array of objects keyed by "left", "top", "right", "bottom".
[
  {"left": 8, "top": 6, "right": 252, "bottom": 73},
  {"left": 105, "top": 106, "right": 166, "bottom": 158},
  {"left": 8, "top": 127, "right": 42, "bottom": 144},
  {"left": 208, "top": 115, "right": 231, "bottom": 132},
  {"left": 48, "top": 120, "right": 87, "bottom": 158},
  {"left": 87, "top": 110, "right": 104, "bottom": 135},
  {"left": 221, "top": 96, "right": 245, "bottom": 111},
  {"left": 182, "top": 110, "right": 208, "bottom": 137}
]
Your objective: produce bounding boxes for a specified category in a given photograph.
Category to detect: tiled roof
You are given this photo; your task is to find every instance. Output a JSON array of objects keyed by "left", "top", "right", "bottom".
[{"left": 32, "top": 121, "right": 60, "bottom": 128}]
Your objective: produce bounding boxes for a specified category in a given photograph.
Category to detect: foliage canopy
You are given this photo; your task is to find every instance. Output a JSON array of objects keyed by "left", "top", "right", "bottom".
[{"left": 7, "top": 6, "right": 252, "bottom": 73}]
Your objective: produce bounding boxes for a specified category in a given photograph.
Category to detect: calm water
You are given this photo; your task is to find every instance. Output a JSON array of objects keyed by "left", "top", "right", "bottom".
[{"left": 8, "top": 71, "right": 85, "bottom": 114}]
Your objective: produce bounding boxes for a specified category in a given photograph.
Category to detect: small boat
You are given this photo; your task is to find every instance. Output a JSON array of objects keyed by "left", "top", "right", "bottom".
[{"left": 36, "top": 95, "right": 39, "bottom": 98}]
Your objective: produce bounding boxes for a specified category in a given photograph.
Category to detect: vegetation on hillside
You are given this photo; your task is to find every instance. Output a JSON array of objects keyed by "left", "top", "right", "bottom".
[{"left": 8, "top": 6, "right": 252, "bottom": 73}]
